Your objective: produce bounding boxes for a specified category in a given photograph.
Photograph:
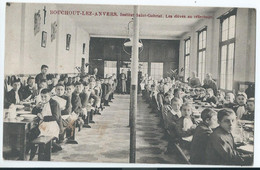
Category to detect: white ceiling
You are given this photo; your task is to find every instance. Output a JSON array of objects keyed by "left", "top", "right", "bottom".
[{"left": 57, "top": 4, "right": 219, "bottom": 40}]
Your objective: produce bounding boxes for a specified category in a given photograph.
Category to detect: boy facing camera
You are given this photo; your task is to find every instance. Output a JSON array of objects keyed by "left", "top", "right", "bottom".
[
  {"left": 205, "top": 109, "right": 251, "bottom": 165},
  {"left": 241, "top": 98, "right": 254, "bottom": 121},
  {"left": 5, "top": 78, "right": 23, "bottom": 106},
  {"left": 190, "top": 109, "right": 218, "bottom": 164},
  {"left": 175, "top": 102, "right": 197, "bottom": 138},
  {"left": 233, "top": 92, "right": 248, "bottom": 119}
]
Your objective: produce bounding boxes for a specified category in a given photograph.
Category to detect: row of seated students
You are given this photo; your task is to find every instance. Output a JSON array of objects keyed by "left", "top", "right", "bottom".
[
  {"left": 142, "top": 77, "right": 254, "bottom": 165},
  {"left": 4, "top": 70, "right": 117, "bottom": 160}
]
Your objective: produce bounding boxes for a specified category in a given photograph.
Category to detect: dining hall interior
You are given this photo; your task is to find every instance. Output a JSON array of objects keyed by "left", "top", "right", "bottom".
[{"left": 2, "top": 2, "right": 256, "bottom": 165}]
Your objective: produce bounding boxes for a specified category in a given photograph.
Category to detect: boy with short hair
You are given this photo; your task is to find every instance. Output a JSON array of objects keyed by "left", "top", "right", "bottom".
[
  {"left": 233, "top": 92, "right": 248, "bottom": 119},
  {"left": 5, "top": 78, "right": 23, "bottom": 106},
  {"left": 241, "top": 98, "right": 254, "bottom": 121},
  {"left": 35, "top": 65, "right": 48, "bottom": 88},
  {"left": 55, "top": 83, "right": 77, "bottom": 143},
  {"left": 175, "top": 102, "right": 197, "bottom": 138},
  {"left": 205, "top": 88, "right": 218, "bottom": 106},
  {"left": 205, "top": 109, "right": 248, "bottom": 165},
  {"left": 164, "top": 97, "right": 182, "bottom": 132},
  {"left": 190, "top": 108, "right": 218, "bottom": 164},
  {"left": 71, "top": 81, "right": 85, "bottom": 130},
  {"left": 223, "top": 92, "right": 236, "bottom": 109},
  {"left": 22, "top": 76, "right": 37, "bottom": 100}
]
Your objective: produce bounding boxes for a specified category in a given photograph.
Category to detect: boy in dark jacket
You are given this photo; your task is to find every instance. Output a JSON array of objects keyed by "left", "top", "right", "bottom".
[{"left": 190, "top": 108, "right": 218, "bottom": 164}]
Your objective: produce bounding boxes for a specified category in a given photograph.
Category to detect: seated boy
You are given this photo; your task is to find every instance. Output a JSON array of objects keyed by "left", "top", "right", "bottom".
[
  {"left": 205, "top": 109, "right": 250, "bottom": 165},
  {"left": 5, "top": 78, "right": 23, "bottom": 106},
  {"left": 175, "top": 102, "right": 197, "bottom": 139},
  {"left": 195, "top": 88, "right": 206, "bottom": 101},
  {"left": 80, "top": 82, "right": 95, "bottom": 126},
  {"left": 55, "top": 83, "right": 71, "bottom": 115},
  {"left": 164, "top": 97, "right": 182, "bottom": 132},
  {"left": 55, "top": 83, "right": 76, "bottom": 142},
  {"left": 223, "top": 92, "right": 236, "bottom": 109},
  {"left": 216, "top": 90, "right": 226, "bottom": 107},
  {"left": 190, "top": 109, "right": 218, "bottom": 164},
  {"left": 21, "top": 76, "right": 37, "bottom": 101},
  {"left": 71, "top": 81, "right": 85, "bottom": 130},
  {"left": 173, "top": 88, "right": 183, "bottom": 105},
  {"left": 205, "top": 88, "right": 218, "bottom": 106},
  {"left": 241, "top": 98, "right": 254, "bottom": 121},
  {"left": 35, "top": 79, "right": 49, "bottom": 104},
  {"left": 233, "top": 92, "right": 248, "bottom": 119},
  {"left": 30, "top": 88, "right": 63, "bottom": 159}
]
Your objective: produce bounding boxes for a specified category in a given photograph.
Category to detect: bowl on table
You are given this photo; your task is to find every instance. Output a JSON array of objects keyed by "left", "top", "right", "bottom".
[{"left": 15, "top": 116, "right": 24, "bottom": 121}]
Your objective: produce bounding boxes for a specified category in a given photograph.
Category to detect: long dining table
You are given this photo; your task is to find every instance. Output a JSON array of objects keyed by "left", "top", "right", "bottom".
[
  {"left": 3, "top": 106, "right": 37, "bottom": 160},
  {"left": 181, "top": 99, "right": 254, "bottom": 157}
]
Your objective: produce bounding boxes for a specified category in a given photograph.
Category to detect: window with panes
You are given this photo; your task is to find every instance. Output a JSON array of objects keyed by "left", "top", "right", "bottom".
[
  {"left": 197, "top": 28, "right": 207, "bottom": 82},
  {"left": 219, "top": 9, "right": 236, "bottom": 90}
]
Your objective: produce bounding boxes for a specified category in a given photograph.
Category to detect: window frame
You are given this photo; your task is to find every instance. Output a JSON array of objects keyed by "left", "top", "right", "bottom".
[
  {"left": 218, "top": 8, "right": 237, "bottom": 91},
  {"left": 151, "top": 62, "right": 164, "bottom": 81},
  {"left": 197, "top": 27, "right": 207, "bottom": 82}
]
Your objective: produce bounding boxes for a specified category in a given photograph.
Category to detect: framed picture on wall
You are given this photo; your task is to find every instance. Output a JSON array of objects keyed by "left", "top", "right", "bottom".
[
  {"left": 41, "top": 31, "right": 47, "bottom": 48},
  {"left": 82, "top": 43, "right": 86, "bottom": 54},
  {"left": 66, "top": 34, "right": 71, "bottom": 50}
]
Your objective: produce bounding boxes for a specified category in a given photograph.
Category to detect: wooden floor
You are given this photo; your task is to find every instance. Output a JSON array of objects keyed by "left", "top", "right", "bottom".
[{"left": 49, "top": 94, "right": 181, "bottom": 164}]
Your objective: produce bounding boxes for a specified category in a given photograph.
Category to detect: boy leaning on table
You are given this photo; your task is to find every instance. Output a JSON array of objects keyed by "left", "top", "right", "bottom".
[
  {"left": 5, "top": 78, "right": 23, "bottom": 108},
  {"left": 205, "top": 108, "right": 252, "bottom": 165}
]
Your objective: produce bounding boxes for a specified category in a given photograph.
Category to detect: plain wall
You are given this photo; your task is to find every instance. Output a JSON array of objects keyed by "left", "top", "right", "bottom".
[{"left": 4, "top": 3, "right": 90, "bottom": 75}]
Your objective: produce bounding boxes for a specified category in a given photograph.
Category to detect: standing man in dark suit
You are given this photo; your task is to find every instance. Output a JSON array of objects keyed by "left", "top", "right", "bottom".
[{"left": 35, "top": 65, "right": 48, "bottom": 89}]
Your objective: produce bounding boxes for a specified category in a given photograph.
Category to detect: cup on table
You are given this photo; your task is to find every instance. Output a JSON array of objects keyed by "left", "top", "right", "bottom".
[{"left": 243, "top": 132, "right": 250, "bottom": 144}]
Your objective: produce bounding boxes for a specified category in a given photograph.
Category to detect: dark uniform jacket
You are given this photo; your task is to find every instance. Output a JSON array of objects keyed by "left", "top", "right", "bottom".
[
  {"left": 71, "top": 91, "right": 83, "bottom": 115},
  {"left": 35, "top": 73, "right": 46, "bottom": 87},
  {"left": 32, "top": 98, "right": 63, "bottom": 133},
  {"left": 205, "top": 126, "right": 243, "bottom": 165},
  {"left": 5, "top": 89, "right": 23, "bottom": 105},
  {"left": 59, "top": 95, "right": 72, "bottom": 115},
  {"left": 190, "top": 122, "right": 213, "bottom": 164},
  {"left": 21, "top": 85, "right": 38, "bottom": 100}
]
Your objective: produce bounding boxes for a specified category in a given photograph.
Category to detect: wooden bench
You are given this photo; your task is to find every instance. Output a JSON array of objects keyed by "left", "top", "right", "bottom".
[{"left": 32, "top": 136, "right": 55, "bottom": 161}]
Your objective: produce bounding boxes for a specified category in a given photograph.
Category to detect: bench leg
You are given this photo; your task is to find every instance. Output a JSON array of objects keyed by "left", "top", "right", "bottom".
[
  {"left": 66, "top": 122, "right": 78, "bottom": 144},
  {"left": 38, "top": 144, "right": 45, "bottom": 161},
  {"left": 38, "top": 141, "right": 52, "bottom": 161},
  {"left": 44, "top": 141, "right": 52, "bottom": 161}
]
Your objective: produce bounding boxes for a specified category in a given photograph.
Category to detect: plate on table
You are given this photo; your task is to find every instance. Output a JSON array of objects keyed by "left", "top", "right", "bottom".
[
  {"left": 16, "top": 116, "right": 24, "bottom": 121},
  {"left": 20, "top": 101, "right": 33, "bottom": 105},
  {"left": 16, "top": 110, "right": 32, "bottom": 115},
  {"left": 240, "top": 120, "right": 254, "bottom": 124},
  {"left": 20, "top": 114, "right": 37, "bottom": 120},
  {"left": 238, "top": 144, "right": 254, "bottom": 154},
  {"left": 15, "top": 105, "right": 25, "bottom": 110}
]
